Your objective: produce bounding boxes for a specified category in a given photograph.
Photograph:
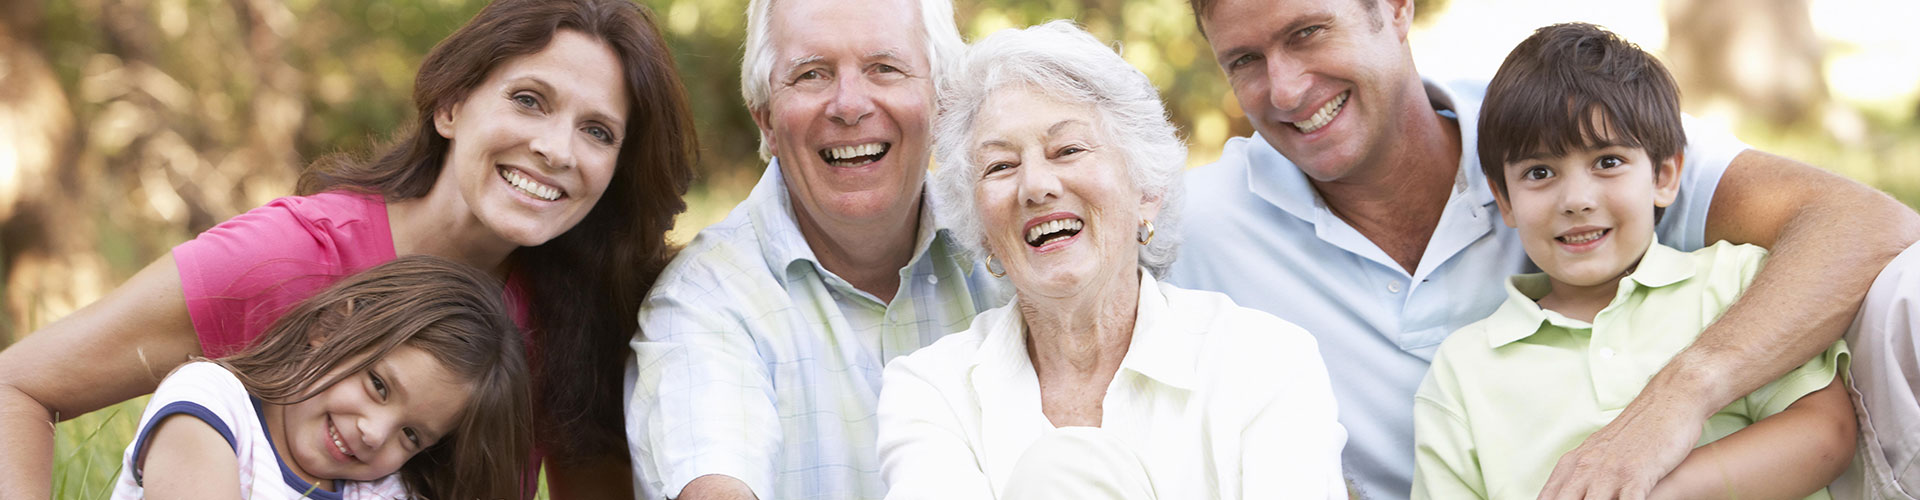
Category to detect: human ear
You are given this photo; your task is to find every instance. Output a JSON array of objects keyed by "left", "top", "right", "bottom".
[
  {"left": 1387, "top": 0, "right": 1416, "bottom": 39},
  {"left": 1652, "top": 151, "right": 1684, "bottom": 208},
  {"left": 433, "top": 102, "right": 459, "bottom": 140},
  {"left": 751, "top": 106, "right": 777, "bottom": 154}
]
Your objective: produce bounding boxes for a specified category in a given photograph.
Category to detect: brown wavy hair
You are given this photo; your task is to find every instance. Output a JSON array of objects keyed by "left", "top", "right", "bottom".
[
  {"left": 215, "top": 255, "right": 530, "bottom": 499},
  {"left": 295, "top": 0, "right": 697, "bottom": 462}
]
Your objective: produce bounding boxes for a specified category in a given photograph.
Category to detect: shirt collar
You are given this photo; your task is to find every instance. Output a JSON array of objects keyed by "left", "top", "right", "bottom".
[
  {"left": 1245, "top": 77, "right": 1496, "bottom": 223},
  {"left": 1485, "top": 236, "right": 1695, "bottom": 348},
  {"left": 748, "top": 158, "right": 958, "bottom": 287},
  {"left": 969, "top": 268, "right": 1198, "bottom": 391}
]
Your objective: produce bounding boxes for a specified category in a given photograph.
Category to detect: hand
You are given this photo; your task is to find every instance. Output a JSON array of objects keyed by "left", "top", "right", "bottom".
[{"left": 1536, "top": 394, "right": 1705, "bottom": 500}]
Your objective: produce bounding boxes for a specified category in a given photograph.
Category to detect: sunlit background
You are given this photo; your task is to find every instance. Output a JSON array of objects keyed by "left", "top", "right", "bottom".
[{"left": 3, "top": 0, "right": 1916, "bottom": 496}]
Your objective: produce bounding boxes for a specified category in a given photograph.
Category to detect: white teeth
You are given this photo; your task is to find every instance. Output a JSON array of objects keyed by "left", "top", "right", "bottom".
[
  {"left": 328, "top": 421, "right": 354, "bottom": 459},
  {"left": 1291, "top": 91, "right": 1349, "bottom": 134},
  {"left": 824, "top": 142, "right": 887, "bottom": 162},
  {"left": 1561, "top": 229, "right": 1606, "bottom": 244},
  {"left": 500, "top": 168, "right": 561, "bottom": 201},
  {"left": 1025, "top": 218, "right": 1085, "bottom": 245}
]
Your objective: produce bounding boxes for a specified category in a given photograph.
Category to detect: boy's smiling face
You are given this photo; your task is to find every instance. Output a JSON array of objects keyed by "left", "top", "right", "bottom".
[{"left": 1493, "top": 121, "right": 1682, "bottom": 291}]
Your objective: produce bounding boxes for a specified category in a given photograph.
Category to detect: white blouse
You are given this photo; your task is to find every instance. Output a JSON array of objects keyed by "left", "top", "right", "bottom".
[{"left": 877, "top": 270, "right": 1347, "bottom": 499}]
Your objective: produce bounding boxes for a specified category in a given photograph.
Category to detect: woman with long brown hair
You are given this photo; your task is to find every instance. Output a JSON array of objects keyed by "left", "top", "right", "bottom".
[{"left": 0, "top": 0, "right": 696, "bottom": 496}]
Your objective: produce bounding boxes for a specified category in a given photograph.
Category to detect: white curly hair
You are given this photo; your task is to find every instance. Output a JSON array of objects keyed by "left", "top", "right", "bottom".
[{"left": 931, "top": 20, "right": 1188, "bottom": 278}]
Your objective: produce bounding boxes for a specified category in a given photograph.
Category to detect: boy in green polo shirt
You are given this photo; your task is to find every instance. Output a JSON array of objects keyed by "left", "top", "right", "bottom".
[{"left": 1410, "top": 23, "right": 1855, "bottom": 500}]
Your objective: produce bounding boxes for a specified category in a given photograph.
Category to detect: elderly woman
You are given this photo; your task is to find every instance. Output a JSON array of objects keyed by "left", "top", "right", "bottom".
[{"left": 875, "top": 21, "right": 1346, "bottom": 499}]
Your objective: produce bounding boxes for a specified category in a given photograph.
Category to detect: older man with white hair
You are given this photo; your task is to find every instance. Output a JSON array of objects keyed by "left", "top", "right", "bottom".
[{"left": 623, "top": 0, "right": 1007, "bottom": 499}]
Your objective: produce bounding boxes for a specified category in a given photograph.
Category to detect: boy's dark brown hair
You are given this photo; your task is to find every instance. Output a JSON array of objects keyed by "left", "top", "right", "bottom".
[
  {"left": 215, "top": 255, "right": 530, "bottom": 500},
  {"left": 1478, "top": 22, "right": 1686, "bottom": 200}
]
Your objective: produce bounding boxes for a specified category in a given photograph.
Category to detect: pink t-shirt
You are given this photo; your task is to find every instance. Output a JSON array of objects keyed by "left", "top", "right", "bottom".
[
  {"left": 172, "top": 191, "right": 543, "bottom": 496},
  {"left": 173, "top": 191, "right": 532, "bottom": 355}
]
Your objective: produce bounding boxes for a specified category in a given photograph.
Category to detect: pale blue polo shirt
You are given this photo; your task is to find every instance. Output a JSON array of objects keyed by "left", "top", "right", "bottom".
[{"left": 1166, "top": 78, "right": 1749, "bottom": 499}]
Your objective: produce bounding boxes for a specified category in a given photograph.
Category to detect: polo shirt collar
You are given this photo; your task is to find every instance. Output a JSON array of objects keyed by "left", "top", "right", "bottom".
[
  {"left": 1244, "top": 77, "right": 1496, "bottom": 224},
  {"left": 749, "top": 158, "right": 955, "bottom": 289},
  {"left": 968, "top": 268, "right": 1197, "bottom": 391},
  {"left": 1485, "top": 236, "right": 1694, "bottom": 348}
]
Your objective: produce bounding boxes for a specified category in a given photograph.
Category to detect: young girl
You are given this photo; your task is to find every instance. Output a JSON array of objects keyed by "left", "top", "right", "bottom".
[{"left": 111, "top": 255, "right": 530, "bottom": 500}]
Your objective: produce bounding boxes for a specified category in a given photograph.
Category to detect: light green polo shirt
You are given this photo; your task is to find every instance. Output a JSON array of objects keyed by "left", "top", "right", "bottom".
[{"left": 1411, "top": 240, "right": 1849, "bottom": 500}]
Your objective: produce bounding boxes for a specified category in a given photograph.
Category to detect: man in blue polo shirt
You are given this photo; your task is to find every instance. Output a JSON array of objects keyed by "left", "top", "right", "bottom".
[{"left": 1170, "top": 0, "right": 1920, "bottom": 498}]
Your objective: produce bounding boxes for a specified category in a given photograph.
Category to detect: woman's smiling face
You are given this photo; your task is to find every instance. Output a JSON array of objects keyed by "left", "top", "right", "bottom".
[
  {"left": 431, "top": 29, "right": 629, "bottom": 248},
  {"left": 970, "top": 86, "right": 1158, "bottom": 300}
]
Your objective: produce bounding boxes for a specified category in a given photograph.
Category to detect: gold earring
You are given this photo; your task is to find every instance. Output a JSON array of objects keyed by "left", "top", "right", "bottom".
[
  {"left": 985, "top": 253, "right": 1007, "bottom": 278},
  {"left": 1137, "top": 219, "right": 1155, "bottom": 245}
]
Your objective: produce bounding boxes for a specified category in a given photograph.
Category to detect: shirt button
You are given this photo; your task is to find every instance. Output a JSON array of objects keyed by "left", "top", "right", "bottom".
[
  {"left": 926, "top": 275, "right": 938, "bottom": 285},
  {"left": 1598, "top": 347, "right": 1615, "bottom": 360},
  {"left": 1387, "top": 281, "right": 1403, "bottom": 293}
]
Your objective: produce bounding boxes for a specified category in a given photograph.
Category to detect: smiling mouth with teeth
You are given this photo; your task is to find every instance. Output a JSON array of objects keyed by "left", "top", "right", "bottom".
[
  {"left": 499, "top": 166, "right": 563, "bottom": 201},
  {"left": 1290, "top": 91, "right": 1349, "bottom": 134},
  {"left": 820, "top": 142, "right": 891, "bottom": 167},
  {"left": 1025, "top": 218, "right": 1084, "bottom": 247},
  {"left": 1557, "top": 228, "right": 1609, "bottom": 245},
  {"left": 328, "top": 417, "right": 357, "bottom": 461}
]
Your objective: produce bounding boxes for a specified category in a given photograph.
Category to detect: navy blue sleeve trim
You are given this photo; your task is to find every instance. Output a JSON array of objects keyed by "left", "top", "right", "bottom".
[{"left": 129, "top": 401, "right": 239, "bottom": 486}]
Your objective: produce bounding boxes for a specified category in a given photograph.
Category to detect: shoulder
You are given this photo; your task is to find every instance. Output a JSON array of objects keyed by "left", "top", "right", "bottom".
[
  {"left": 151, "top": 362, "right": 249, "bottom": 403},
  {"left": 1425, "top": 319, "right": 1500, "bottom": 386},
  {"left": 1165, "top": 284, "right": 1324, "bottom": 386},
  {"left": 888, "top": 305, "right": 1001, "bottom": 380},
  {"left": 644, "top": 204, "right": 778, "bottom": 308},
  {"left": 1686, "top": 240, "right": 1769, "bottom": 289}
]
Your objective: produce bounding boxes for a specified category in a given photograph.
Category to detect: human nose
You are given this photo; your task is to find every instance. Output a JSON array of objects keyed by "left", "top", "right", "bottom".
[
  {"left": 529, "top": 117, "right": 575, "bottom": 171},
  {"left": 358, "top": 410, "right": 399, "bottom": 450},
  {"left": 1265, "top": 54, "right": 1311, "bottom": 115},
  {"left": 1016, "top": 159, "right": 1061, "bottom": 206},
  {"left": 1559, "top": 175, "right": 1598, "bottom": 215},
  {"left": 825, "top": 72, "right": 876, "bottom": 126}
]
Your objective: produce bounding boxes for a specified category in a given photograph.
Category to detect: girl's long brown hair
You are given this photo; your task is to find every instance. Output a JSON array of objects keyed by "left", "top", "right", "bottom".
[
  {"left": 295, "top": 0, "right": 696, "bottom": 462},
  {"left": 216, "top": 255, "right": 531, "bottom": 499}
]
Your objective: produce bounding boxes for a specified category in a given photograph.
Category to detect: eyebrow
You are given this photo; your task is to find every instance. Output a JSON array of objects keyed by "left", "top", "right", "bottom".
[
  {"left": 973, "top": 119, "right": 1092, "bottom": 153},
  {"left": 1512, "top": 141, "right": 1631, "bottom": 162}
]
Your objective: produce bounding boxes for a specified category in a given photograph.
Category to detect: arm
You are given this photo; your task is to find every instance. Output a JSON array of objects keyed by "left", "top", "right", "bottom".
[
  {"left": 628, "top": 289, "right": 782, "bottom": 500},
  {"left": 1242, "top": 334, "right": 1348, "bottom": 500},
  {"left": 0, "top": 255, "right": 201, "bottom": 500},
  {"left": 1649, "top": 377, "right": 1855, "bottom": 500},
  {"left": 1411, "top": 387, "right": 1488, "bottom": 499},
  {"left": 874, "top": 358, "right": 993, "bottom": 500},
  {"left": 1540, "top": 150, "right": 1920, "bottom": 499},
  {"left": 138, "top": 414, "right": 245, "bottom": 500}
]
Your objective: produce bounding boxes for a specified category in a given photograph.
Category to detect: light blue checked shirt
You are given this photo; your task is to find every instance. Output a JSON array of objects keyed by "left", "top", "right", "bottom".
[
  {"left": 626, "top": 160, "right": 1011, "bottom": 500},
  {"left": 1166, "top": 78, "right": 1749, "bottom": 500}
]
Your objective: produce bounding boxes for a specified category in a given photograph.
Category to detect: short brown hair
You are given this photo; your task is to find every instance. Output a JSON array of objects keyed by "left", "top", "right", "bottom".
[
  {"left": 216, "top": 255, "right": 529, "bottom": 500},
  {"left": 1478, "top": 22, "right": 1686, "bottom": 199}
]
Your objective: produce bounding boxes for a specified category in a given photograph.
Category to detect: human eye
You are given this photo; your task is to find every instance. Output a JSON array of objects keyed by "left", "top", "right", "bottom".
[
  {"left": 1055, "top": 145, "right": 1087, "bottom": 158},
  {"left": 983, "top": 161, "right": 1014, "bottom": 176},
  {"left": 1225, "top": 52, "right": 1258, "bottom": 72},
  {"left": 1595, "top": 155, "right": 1625, "bottom": 169},
  {"left": 369, "top": 372, "right": 388, "bottom": 400},
  {"left": 1293, "top": 25, "right": 1325, "bottom": 41},
  {"left": 1522, "top": 165, "right": 1554, "bottom": 181},
  {"left": 511, "top": 92, "right": 541, "bottom": 111},
  {"left": 403, "top": 427, "right": 421, "bottom": 448},
  {"left": 584, "top": 124, "right": 616, "bottom": 145}
]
